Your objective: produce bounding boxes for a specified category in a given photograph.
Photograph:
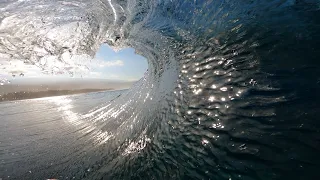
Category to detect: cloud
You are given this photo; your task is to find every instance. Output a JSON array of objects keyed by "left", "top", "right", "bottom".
[
  {"left": 108, "top": 74, "right": 119, "bottom": 78},
  {"left": 0, "top": 60, "right": 44, "bottom": 77},
  {"left": 90, "top": 72, "right": 102, "bottom": 76},
  {"left": 0, "top": 54, "right": 125, "bottom": 80},
  {"left": 99, "top": 60, "right": 124, "bottom": 67}
]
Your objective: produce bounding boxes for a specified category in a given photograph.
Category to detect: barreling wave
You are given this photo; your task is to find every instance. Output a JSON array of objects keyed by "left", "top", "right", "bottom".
[{"left": 1, "top": 0, "right": 320, "bottom": 179}]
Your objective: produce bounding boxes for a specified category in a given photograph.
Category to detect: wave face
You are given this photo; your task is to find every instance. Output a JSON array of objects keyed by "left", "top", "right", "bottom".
[{"left": 1, "top": 0, "right": 320, "bottom": 179}]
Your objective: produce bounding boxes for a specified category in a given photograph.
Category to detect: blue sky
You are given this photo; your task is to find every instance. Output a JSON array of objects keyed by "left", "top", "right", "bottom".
[
  {"left": 92, "top": 44, "right": 148, "bottom": 81},
  {"left": 0, "top": 44, "right": 148, "bottom": 82}
]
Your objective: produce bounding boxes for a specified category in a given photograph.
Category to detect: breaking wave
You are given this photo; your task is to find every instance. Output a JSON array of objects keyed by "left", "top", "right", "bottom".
[{"left": 1, "top": 0, "right": 320, "bottom": 179}]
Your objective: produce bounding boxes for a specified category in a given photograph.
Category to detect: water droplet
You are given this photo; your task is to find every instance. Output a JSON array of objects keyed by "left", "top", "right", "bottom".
[
  {"left": 239, "top": 144, "right": 247, "bottom": 150},
  {"left": 202, "top": 139, "right": 209, "bottom": 145},
  {"left": 208, "top": 96, "right": 215, "bottom": 102},
  {"left": 220, "top": 87, "right": 227, "bottom": 91}
]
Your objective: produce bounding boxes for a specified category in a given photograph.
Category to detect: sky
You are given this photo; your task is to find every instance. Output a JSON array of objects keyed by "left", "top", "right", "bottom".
[
  {"left": 92, "top": 44, "right": 148, "bottom": 81},
  {"left": 0, "top": 44, "right": 148, "bottom": 83}
]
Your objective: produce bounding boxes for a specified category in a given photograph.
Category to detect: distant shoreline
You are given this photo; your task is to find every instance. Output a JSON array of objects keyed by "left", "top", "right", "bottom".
[{"left": 0, "top": 89, "right": 114, "bottom": 102}]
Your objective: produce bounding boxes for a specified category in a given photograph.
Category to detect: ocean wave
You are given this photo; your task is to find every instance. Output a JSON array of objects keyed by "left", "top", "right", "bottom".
[{"left": 1, "top": 0, "right": 320, "bottom": 179}]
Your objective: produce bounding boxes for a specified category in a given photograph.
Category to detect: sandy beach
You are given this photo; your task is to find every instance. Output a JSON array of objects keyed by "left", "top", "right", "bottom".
[{"left": 0, "top": 78, "right": 134, "bottom": 102}]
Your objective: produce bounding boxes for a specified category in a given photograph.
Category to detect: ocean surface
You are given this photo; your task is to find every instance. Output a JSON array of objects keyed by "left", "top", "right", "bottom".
[
  {"left": 0, "top": 0, "right": 320, "bottom": 179},
  {"left": 0, "top": 90, "right": 126, "bottom": 179}
]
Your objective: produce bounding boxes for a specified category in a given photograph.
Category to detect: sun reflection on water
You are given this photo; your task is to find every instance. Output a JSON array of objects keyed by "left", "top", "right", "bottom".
[{"left": 43, "top": 96, "right": 114, "bottom": 146}]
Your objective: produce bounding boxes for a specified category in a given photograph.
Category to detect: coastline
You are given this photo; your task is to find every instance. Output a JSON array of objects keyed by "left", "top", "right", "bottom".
[{"left": 0, "top": 88, "right": 114, "bottom": 103}]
